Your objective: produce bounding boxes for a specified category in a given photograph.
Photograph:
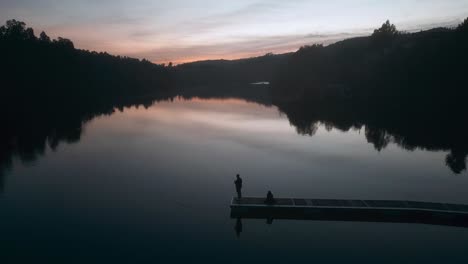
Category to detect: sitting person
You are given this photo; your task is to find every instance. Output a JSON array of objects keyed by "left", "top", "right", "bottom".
[{"left": 264, "top": 190, "right": 276, "bottom": 205}]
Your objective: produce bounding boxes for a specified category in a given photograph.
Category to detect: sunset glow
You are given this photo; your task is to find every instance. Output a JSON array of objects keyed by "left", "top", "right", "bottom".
[{"left": 2, "top": 0, "right": 468, "bottom": 64}]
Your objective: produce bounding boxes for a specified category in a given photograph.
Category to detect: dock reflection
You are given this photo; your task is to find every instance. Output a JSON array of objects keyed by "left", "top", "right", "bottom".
[{"left": 230, "top": 197, "right": 468, "bottom": 230}]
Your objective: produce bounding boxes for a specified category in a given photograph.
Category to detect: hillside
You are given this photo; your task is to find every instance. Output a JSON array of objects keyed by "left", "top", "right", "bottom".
[
  {"left": 271, "top": 19, "right": 468, "bottom": 174},
  {"left": 272, "top": 20, "right": 468, "bottom": 103}
]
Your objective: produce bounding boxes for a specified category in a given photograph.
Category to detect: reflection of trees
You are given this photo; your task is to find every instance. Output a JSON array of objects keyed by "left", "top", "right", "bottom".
[
  {"left": 446, "top": 150, "right": 468, "bottom": 175},
  {"left": 0, "top": 154, "right": 11, "bottom": 193},
  {"left": 296, "top": 123, "right": 319, "bottom": 136},
  {"left": 272, "top": 18, "right": 468, "bottom": 174},
  {"left": 0, "top": 96, "right": 174, "bottom": 193},
  {"left": 365, "top": 127, "right": 391, "bottom": 152},
  {"left": 276, "top": 99, "right": 468, "bottom": 174}
]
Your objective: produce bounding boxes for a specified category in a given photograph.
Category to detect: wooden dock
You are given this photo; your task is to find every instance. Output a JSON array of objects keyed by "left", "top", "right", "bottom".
[{"left": 230, "top": 197, "right": 468, "bottom": 228}]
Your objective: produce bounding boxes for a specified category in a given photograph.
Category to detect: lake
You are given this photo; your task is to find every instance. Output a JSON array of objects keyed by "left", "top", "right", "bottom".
[{"left": 1, "top": 97, "right": 468, "bottom": 263}]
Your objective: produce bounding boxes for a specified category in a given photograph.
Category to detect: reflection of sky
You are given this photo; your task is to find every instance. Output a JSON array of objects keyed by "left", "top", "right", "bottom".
[
  {"left": 3, "top": 98, "right": 468, "bottom": 261},
  {"left": 5, "top": 98, "right": 467, "bottom": 204},
  {"left": 1, "top": 0, "right": 468, "bottom": 63}
]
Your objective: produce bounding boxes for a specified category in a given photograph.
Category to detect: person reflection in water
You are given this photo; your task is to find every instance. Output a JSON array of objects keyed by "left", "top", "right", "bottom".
[
  {"left": 264, "top": 191, "right": 276, "bottom": 205},
  {"left": 266, "top": 217, "right": 274, "bottom": 225},
  {"left": 235, "top": 218, "right": 243, "bottom": 238},
  {"left": 234, "top": 174, "right": 242, "bottom": 200}
]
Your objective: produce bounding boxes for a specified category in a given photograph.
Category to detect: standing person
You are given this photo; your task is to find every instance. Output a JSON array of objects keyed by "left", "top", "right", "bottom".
[{"left": 234, "top": 174, "right": 242, "bottom": 199}]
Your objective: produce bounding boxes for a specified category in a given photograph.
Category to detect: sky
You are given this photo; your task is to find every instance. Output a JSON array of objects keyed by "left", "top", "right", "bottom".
[{"left": 1, "top": 0, "right": 468, "bottom": 64}]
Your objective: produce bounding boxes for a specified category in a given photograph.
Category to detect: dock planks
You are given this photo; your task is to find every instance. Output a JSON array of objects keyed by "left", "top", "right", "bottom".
[{"left": 230, "top": 197, "right": 468, "bottom": 228}]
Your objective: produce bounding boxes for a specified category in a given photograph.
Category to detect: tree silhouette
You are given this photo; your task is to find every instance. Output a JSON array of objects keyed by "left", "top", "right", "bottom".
[
  {"left": 53, "top": 37, "right": 74, "bottom": 49},
  {"left": 458, "top": 18, "right": 468, "bottom": 32},
  {"left": 39, "top": 31, "right": 51, "bottom": 43},
  {"left": 371, "top": 20, "right": 399, "bottom": 48},
  {"left": 297, "top": 44, "right": 324, "bottom": 54},
  {"left": 0, "top": 19, "right": 36, "bottom": 41},
  {"left": 373, "top": 20, "right": 398, "bottom": 37}
]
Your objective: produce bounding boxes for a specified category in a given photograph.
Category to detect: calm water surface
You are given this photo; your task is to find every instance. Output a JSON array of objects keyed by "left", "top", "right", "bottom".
[{"left": 2, "top": 98, "right": 468, "bottom": 263}]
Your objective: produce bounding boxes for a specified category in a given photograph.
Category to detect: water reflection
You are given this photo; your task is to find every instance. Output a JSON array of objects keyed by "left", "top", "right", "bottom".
[
  {"left": 231, "top": 199, "right": 468, "bottom": 230},
  {"left": 0, "top": 95, "right": 172, "bottom": 194},
  {"left": 235, "top": 218, "right": 243, "bottom": 238},
  {"left": 1, "top": 86, "right": 467, "bottom": 195},
  {"left": 274, "top": 100, "right": 468, "bottom": 175},
  {"left": 2, "top": 93, "right": 468, "bottom": 262}
]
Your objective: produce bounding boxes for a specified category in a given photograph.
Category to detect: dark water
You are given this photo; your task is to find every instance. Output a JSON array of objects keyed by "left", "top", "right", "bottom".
[{"left": 1, "top": 98, "right": 468, "bottom": 263}]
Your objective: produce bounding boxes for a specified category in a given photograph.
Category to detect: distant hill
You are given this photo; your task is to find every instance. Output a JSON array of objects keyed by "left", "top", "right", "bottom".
[
  {"left": 175, "top": 52, "right": 292, "bottom": 87},
  {"left": 272, "top": 20, "right": 468, "bottom": 103}
]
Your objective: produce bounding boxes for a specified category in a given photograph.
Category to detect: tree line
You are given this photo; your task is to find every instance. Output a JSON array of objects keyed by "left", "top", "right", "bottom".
[
  {"left": 271, "top": 18, "right": 468, "bottom": 174},
  {"left": 0, "top": 19, "right": 174, "bottom": 114},
  {"left": 0, "top": 19, "right": 177, "bottom": 188}
]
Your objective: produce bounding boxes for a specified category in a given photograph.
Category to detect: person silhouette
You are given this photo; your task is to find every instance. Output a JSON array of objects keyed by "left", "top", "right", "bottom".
[
  {"left": 234, "top": 174, "right": 242, "bottom": 199},
  {"left": 266, "top": 217, "right": 274, "bottom": 225},
  {"left": 264, "top": 190, "right": 276, "bottom": 205}
]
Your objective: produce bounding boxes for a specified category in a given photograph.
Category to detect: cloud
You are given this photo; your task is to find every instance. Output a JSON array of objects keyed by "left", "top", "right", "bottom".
[
  {"left": 126, "top": 1, "right": 283, "bottom": 40},
  {"left": 127, "top": 31, "right": 366, "bottom": 64}
]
